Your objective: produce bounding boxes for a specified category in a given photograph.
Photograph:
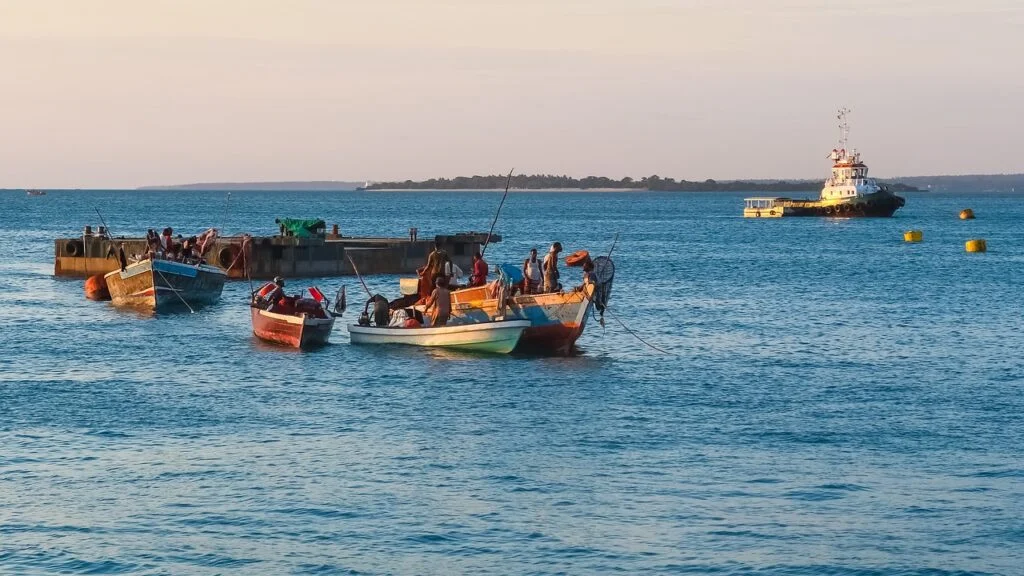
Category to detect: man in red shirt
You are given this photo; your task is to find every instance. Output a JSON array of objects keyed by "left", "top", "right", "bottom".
[{"left": 469, "top": 252, "right": 488, "bottom": 287}]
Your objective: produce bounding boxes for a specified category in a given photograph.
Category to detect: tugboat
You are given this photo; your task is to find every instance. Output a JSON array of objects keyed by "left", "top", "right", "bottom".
[{"left": 744, "top": 108, "right": 905, "bottom": 218}]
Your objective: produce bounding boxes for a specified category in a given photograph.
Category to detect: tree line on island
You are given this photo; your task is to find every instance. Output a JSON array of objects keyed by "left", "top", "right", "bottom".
[{"left": 365, "top": 174, "right": 919, "bottom": 192}]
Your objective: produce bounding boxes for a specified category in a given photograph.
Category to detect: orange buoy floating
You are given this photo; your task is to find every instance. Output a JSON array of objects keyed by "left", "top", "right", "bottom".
[
  {"left": 565, "top": 250, "right": 591, "bottom": 267},
  {"left": 965, "top": 239, "right": 987, "bottom": 253},
  {"left": 84, "top": 274, "right": 110, "bottom": 301},
  {"left": 960, "top": 209, "right": 975, "bottom": 220},
  {"left": 903, "top": 230, "right": 923, "bottom": 243}
]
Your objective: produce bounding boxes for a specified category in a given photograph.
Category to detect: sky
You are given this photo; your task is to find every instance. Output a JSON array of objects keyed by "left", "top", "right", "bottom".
[{"left": 0, "top": 0, "right": 1021, "bottom": 188}]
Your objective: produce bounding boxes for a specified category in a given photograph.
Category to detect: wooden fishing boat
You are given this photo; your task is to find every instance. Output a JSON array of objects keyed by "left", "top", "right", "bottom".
[
  {"left": 347, "top": 319, "right": 531, "bottom": 354},
  {"left": 250, "top": 284, "right": 343, "bottom": 349},
  {"left": 448, "top": 283, "right": 598, "bottom": 355},
  {"left": 441, "top": 256, "right": 615, "bottom": 355},
  {"left": 250, "top": 306, "right": 336, "bottom": 349},
  {"left": 104, "top": 258, "right": 226, "bottom": 311}
]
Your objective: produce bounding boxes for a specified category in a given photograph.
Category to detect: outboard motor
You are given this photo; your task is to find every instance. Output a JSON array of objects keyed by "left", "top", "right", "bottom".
[{"left": 590, "top": 256, "right": 615, "bottom": 314}]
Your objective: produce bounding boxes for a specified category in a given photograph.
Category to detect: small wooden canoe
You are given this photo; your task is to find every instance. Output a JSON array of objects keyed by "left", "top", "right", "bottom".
[
  {"left": 347, "top": 319, "right": 530, "bottom": 354},
  {"left": 250, "top": 306, "right": 336, "bottom": 349}
]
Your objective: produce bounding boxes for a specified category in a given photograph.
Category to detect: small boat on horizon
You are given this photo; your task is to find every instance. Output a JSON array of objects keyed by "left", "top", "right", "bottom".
[
  {"left": 743, "top": 108, "right": 905, "bottom": 218},
  {"left": 26, "top": 189, "right": 46, "bottom": 196}
]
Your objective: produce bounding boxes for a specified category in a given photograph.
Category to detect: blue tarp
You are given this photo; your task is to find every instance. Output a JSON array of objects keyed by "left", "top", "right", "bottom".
[{"left": 498, "top": 263, "right": 524, "bottom": 285}]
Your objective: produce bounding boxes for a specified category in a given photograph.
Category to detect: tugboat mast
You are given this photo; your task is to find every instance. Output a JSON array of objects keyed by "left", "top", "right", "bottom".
[{"left": 836, "top": 107, "right": 851, "bottom": 156}]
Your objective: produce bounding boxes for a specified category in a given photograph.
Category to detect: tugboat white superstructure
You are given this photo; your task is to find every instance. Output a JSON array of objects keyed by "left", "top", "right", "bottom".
[{"left": 744, "top": 109, "right": 905, "bottom": 218}]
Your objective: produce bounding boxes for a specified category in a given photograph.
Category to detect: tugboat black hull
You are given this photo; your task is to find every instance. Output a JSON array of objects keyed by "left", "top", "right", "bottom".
[{"left": 776, "top": 191, "right": 905, "bottom": 218}]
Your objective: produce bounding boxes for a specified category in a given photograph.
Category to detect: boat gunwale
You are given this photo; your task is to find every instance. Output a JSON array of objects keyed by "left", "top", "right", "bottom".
[
  {"left": 251, "top": 305, "right": 335, "bottom": 327},
  {"left": 346, "top": 319, "right": 531, "bottom": 336}
]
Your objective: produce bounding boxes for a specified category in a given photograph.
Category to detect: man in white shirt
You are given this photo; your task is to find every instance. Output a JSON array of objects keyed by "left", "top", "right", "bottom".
[{"left": 522, "top": 248, "right": 542, "bottom": 294}]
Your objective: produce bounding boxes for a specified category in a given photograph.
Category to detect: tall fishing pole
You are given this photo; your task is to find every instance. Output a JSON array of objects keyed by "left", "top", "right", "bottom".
[
  {"left": 481, "top": 168, "right": 514, "bottom": 257},
  {"left": 345, "top": 252, "right": 373, "bottom": 298},
  {"left": 94, "top": 207, "right": 111, "bottom": 238}
]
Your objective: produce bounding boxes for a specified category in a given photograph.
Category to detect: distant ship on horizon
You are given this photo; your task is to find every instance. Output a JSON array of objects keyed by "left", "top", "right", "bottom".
[
  {"left": 744, "top": 109, "right": 905, "bottom": 218},
  {"left": 26, "top": 189, "right": 46, "bottom": 196}
]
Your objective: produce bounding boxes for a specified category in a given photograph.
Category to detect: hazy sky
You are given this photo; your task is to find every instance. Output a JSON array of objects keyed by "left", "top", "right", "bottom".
[{"left": 1, "top": 0, "right": 1020, "bottom": 187}]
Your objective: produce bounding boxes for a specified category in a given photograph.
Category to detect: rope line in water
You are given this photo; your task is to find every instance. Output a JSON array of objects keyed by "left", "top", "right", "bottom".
[
  {"left": 155, "top": 268, "right": 195, "bottom": 313},
  {"left": 604, "top": 307, "right": 674, "bottom": 355}
]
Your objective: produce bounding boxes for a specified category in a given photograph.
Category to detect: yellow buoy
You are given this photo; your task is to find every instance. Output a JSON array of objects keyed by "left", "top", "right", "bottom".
[
  {"left": 965, "top": 239, "right": 987, "bottom": 253},
  {"left": 960, "top": 209, "right": 975, "bottom": 220},
  {"left": 903, "top": 230, "right": 923, "bottom": 243}
]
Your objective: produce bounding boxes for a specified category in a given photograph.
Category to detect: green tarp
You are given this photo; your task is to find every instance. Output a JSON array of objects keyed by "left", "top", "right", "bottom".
[{"left": 276, "top": 218, "right": 326, "bottom": 238}]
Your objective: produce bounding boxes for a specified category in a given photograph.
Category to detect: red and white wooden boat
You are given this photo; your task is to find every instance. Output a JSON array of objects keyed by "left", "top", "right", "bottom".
[{"left": 250, "top": 286, "right": 340, "bottom": 349}]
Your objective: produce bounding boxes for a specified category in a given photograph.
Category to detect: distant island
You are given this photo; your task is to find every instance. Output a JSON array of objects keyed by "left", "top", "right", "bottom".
[
  {"left": 132, "top": 173, "right": 1024, "bottom": 193},
  {"left": 138, "top": 181, "right": 364, "bottom": 191},
  {"left": 365, "top": 174, "right": 920, "bottom": 192},
  {"left": 889, "top": 174, "right": 1024, "bottom": 193}
]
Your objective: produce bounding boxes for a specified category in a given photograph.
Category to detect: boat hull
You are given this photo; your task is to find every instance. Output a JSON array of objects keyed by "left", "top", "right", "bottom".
[
  {"left": 104, "top": 259, "right": 226, "bottom": 311},
  {"left": 448, "top": 283, "right": 596, "bottom": 355},
  {"left": 347, "top": 320, "right": 530, "bottom": 354},
  {"left": 745, "top": 190, "right": 905, "bottom": 218},
  {"left": 251, "top": 307, "right": 335, "bottom": 349}
]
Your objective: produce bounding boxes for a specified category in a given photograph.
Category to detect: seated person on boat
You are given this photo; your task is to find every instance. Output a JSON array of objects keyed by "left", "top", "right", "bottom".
[{"left": 255, "top": 276, "right": 286, "bottom": 309}]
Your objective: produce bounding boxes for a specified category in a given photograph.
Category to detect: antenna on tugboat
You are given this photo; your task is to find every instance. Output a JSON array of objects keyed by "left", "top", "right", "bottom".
[
  {"left": 482, "top": 168, "right": 514, "bottom": 257},
  {"left": 837, "top": 107, "right": 851, "bottom": 153}
]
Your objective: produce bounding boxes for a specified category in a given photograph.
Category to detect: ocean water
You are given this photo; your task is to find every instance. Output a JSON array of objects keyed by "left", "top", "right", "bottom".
[{"left": 1, "top": 189, "right": 1022, "bottom": 575}]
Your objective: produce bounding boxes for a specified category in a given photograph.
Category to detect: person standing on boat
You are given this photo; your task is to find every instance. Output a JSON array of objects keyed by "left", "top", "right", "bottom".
[
  {"left": 522, "top": 248, "right": 542, "bottom": 294},
  {"left": 423, "top": 277, "right": 451, "bottom": 327},
  {"left": 439, "top": 249, "right": 454, "bottom": 287},
  {"left": 160, "top": 227, "right": 173, "bottom": 255},
  {"left": 419, "top": 244, "right": 442, "bottom": 300},
  {"left": 144, "top": 229, "right": 161, "bottom": 259},
  {"left": 543, "top": 242, "right": 562, "bottom": 293},
  {"left": 469, "top": 251, "right": 488, "bottom": 287}
]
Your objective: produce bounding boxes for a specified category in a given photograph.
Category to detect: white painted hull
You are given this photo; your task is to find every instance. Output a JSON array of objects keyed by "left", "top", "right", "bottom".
[{"left": 347, "top": 320, "right": 531, "bottom": 354}]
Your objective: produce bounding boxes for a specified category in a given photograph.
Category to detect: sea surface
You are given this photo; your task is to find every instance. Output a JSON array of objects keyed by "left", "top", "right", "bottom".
[{"left": 1, "top": 189, "right": 1022, "bottom": 575}]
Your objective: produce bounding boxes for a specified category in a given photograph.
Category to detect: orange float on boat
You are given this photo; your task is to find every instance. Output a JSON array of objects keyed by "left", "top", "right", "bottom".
[
  {"left": 565, "top": 250, "right": 591, "bottom": 267},
  {"left": 84, "top": 274, "right": 110, "bottom": 301}
]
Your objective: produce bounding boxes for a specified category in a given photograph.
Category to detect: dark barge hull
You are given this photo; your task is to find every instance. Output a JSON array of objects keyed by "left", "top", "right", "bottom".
[{"left": 54, "top": 232, "right": 495, "bottom": 279}]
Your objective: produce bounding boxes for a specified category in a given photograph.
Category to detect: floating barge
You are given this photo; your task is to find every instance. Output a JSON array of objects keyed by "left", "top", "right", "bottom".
[{"left": 54, "top": 223, "right": 495, "bottom": 279}]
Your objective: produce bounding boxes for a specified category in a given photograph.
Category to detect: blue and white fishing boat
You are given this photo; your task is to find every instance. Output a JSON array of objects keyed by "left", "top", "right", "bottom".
[{"left": 104, "top": 259, "right": 226, "bottom": 312}]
